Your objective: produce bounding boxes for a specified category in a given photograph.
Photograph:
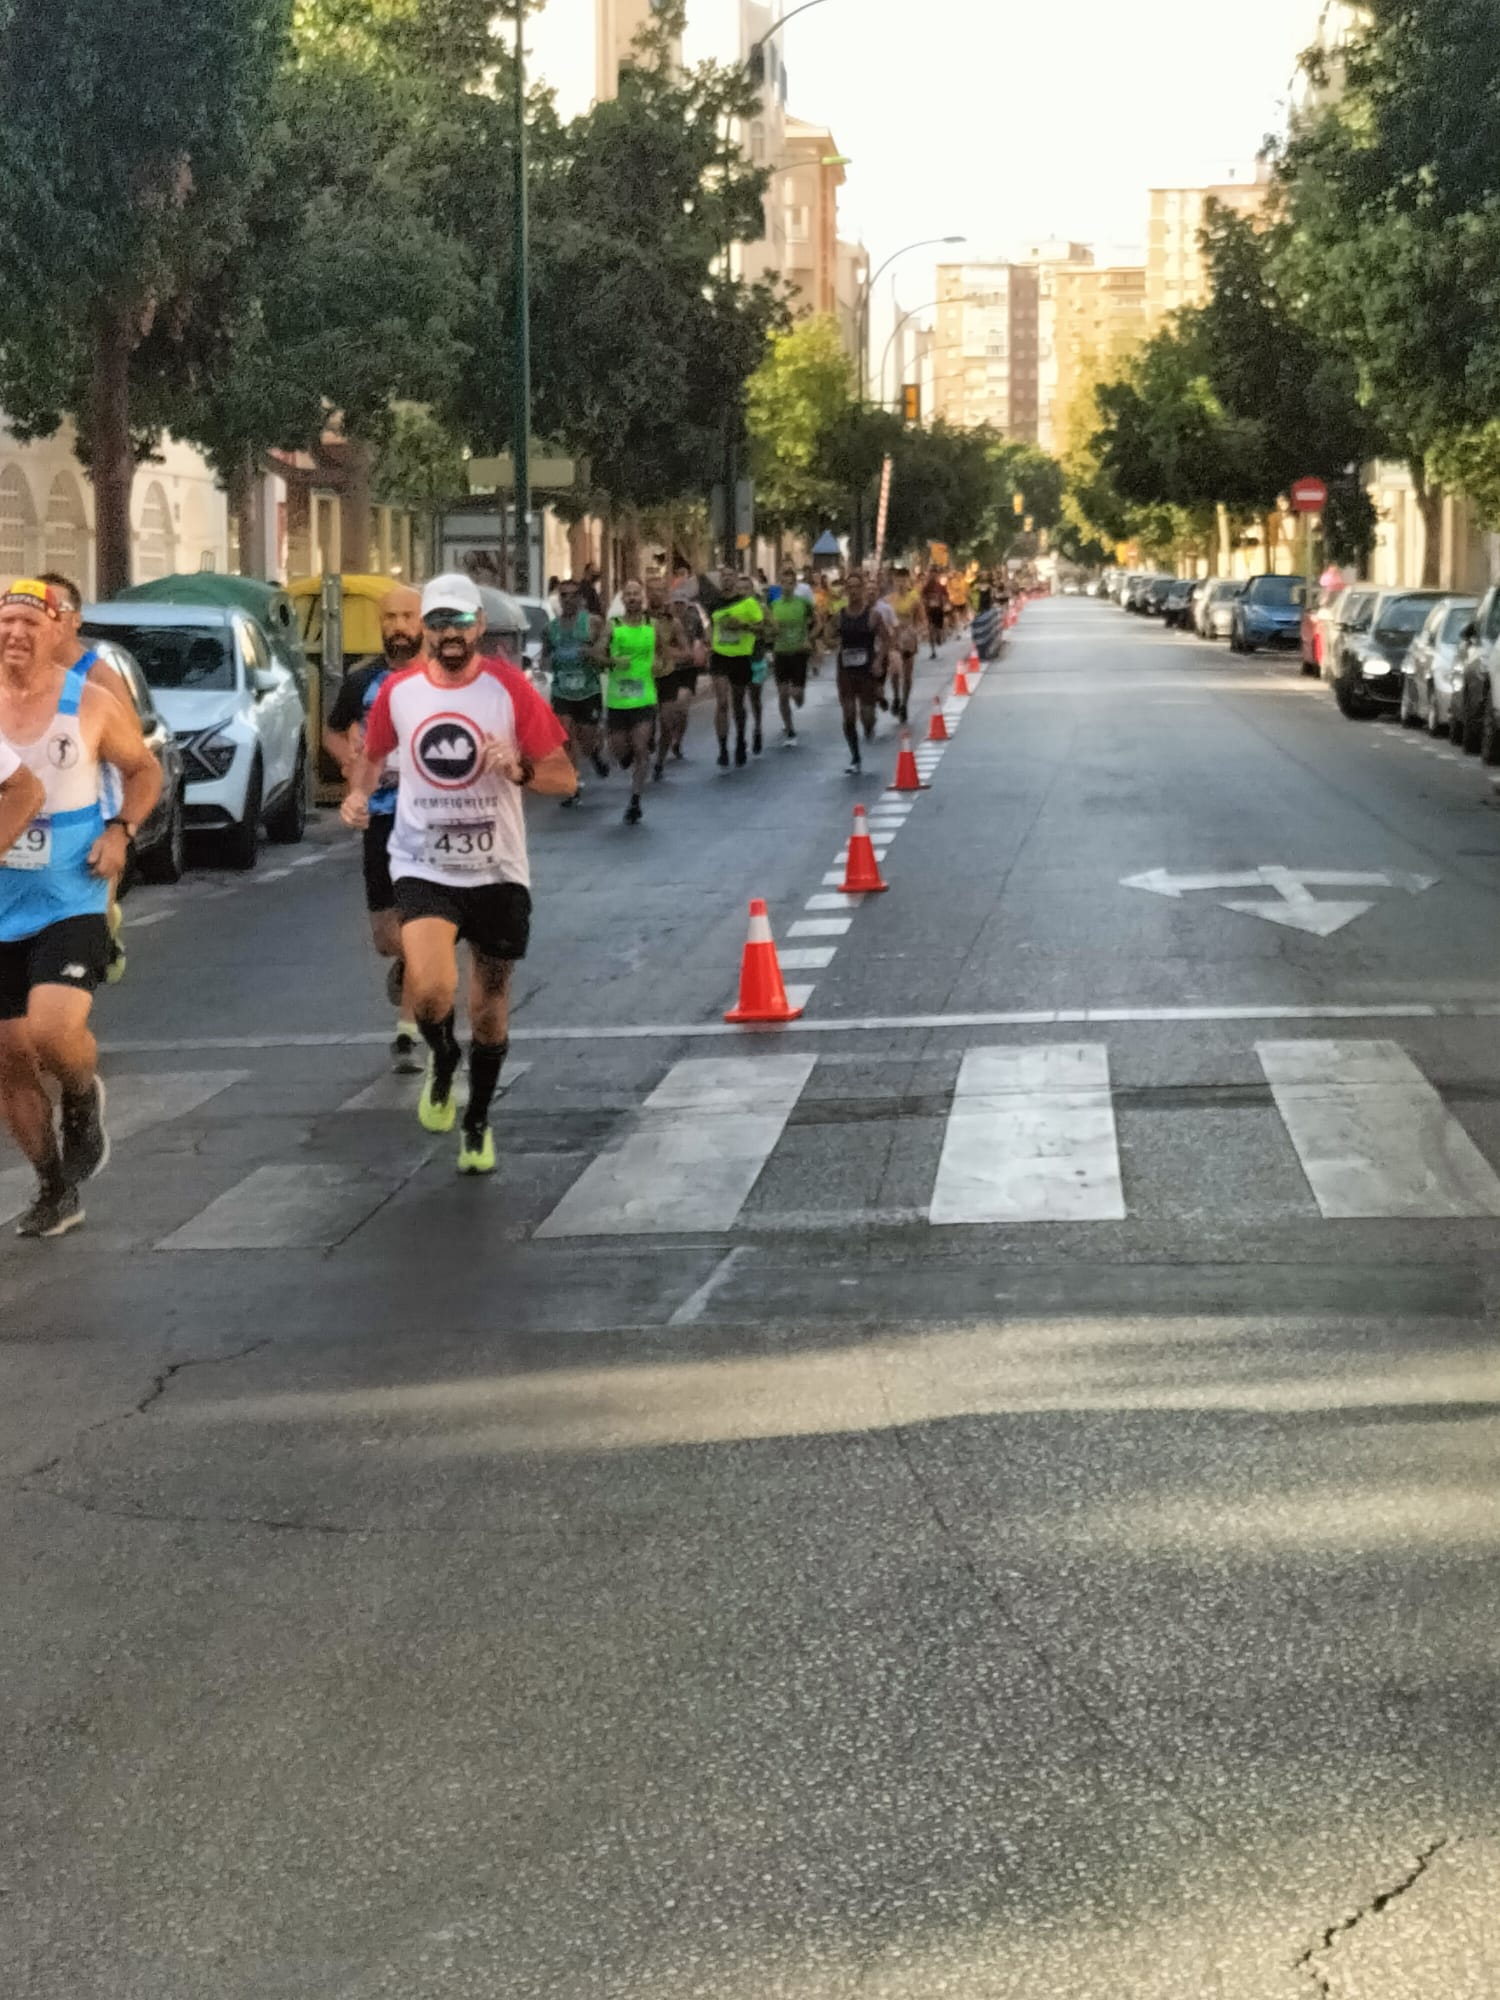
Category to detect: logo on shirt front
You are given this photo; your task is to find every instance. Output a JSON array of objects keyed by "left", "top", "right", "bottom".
[
  {"left": 413, "top": 713, "right": 481, "bottom": 789},
  {"left": 47, "top": 734, "right": 79, "bottom": 770}
]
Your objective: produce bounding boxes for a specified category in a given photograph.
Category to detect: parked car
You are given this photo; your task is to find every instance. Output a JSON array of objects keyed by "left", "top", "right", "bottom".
[
  {"left": 1202, "top": 580, "right": 1244, "bottom": 640},
  {"left": 1451, "top": 583, "right": 1500, "bottom": 754},
  {"left": 1141, "top": 575, "right": 1175, "bottom": 616},
  {"left": 1330, "top": 588, "right": 1447, "bottom": 717},
  {"left": 1160, "top": 578, "right": 1197, "bottom": 629},
  {"left": 87, "top": 638, "right": 187, "bottom": 885},
  {"left": 1398, "top": 596, "right": 1478, "bottom": 736},
  {"left": 82, "top": 601, "right": 309, "bottom": 870},
  {"left": 1229, "top": 574, "right": 1307, "bottom": 653}
]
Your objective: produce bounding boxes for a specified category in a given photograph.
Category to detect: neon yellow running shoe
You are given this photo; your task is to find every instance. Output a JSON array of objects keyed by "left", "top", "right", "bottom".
[
  {"left": 457, "top": 1125, "right": 495, "bottom": 1175},
  {"left": 418, "top": 1058, "right": 457, "bottom": 1134},
  {"left": 105, "top": 900, "right": 126, "bottom": 985}
]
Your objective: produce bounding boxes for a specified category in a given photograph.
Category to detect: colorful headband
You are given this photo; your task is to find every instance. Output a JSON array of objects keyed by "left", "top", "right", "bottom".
[{"left": 1, "top": 579, "right": 60, "bottom": 619}]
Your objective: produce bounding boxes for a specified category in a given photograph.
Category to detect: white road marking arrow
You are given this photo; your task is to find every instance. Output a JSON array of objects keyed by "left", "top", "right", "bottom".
[{"left": 1121, "top": 865, "right": 1440, "bottom": 937}]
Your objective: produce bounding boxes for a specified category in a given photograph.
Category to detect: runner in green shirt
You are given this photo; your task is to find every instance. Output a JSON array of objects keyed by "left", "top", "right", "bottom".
[
  {"left": 542, "top": 579, "right": 606, "bottom": 807},
  {"left": 708, "top": 565, "right": 764, "bottom": 770},
  {"left": 604, "top": 578, "right": 665, "bottom": 825},
  {"left": 771, "top": 563, "right": 814, "bottom": 744}
]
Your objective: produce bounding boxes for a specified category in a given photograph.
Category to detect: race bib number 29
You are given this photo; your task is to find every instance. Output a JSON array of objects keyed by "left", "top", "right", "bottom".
[
  {"left": 2, "top": 821, "right": 50, "bottom": 872},
  {"left": 423, "top": 820, "right": 496, "bottom": 872}
]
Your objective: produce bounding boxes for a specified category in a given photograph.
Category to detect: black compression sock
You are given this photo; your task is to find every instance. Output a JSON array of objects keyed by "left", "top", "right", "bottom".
[
  {"left": 843, "top": 720, "right": 860, "bottom": 760},
  {"left": 420, "top": 1011, "right": 461, "bottom": 1081},
  {"left": 465, "top": 1038, "right": 508, "bottom": 1136}
]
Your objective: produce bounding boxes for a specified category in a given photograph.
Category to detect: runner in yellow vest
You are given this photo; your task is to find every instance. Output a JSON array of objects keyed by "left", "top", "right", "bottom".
[
  {"left": 603, "top": 579, "right": 665, "bottom": 825},
  {"left": 708, "top": 566, "right": 764, "bottom": 769}
]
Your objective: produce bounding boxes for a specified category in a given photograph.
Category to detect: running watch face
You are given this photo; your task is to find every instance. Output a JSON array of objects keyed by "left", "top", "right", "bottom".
[{"left": 413, "top": 715, "right": 482, "bottom": 789}]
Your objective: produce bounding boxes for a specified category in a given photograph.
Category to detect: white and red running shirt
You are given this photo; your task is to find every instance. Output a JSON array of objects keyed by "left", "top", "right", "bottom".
[{"left": 363, "top": 658, "right": 566, "bottom": 891}]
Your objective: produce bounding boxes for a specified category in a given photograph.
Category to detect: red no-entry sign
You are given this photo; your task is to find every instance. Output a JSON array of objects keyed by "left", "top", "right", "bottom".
[{"left": 1291, "top": 476, "right": 1328, "bottom": 513}]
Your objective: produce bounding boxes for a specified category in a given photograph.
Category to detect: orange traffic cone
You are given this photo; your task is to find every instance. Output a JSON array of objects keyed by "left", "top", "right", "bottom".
[
  {"left": 841, "top": 806, "right": 889, "bottom": 894},
  {"left": 725, "top": 899, "right": 805, "bottom": 1024},
  {"left": 927, "top": 698, "right": 949, "bottom": 743},
  {"left": 953, "top": 665, "right": 972, "bottom": 697},
  {"left": 892, "top": 727, "right": 929, "bottom": 791},
  {"left": 968, "top": 647, "right": 980, "bottom": 672}
]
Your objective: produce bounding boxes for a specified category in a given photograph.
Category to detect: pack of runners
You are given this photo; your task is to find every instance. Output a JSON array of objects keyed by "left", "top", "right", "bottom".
[{"left": 0, "top": 553, "right": 983, "bottom": 1228}]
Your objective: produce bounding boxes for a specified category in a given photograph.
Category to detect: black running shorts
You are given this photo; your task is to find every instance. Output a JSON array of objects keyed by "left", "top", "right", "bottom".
[
  {"left": 393, "top": 877, "right": 532, "bottom": 963},
  {"left": 0, "top": 915, "right": 109, "bottom": 1021},
  {"left": 774, "top": 650, "right": 810, "bottom": 689},
  {"left": 362, "top": 814, "right": 396, "bottom": 915}
]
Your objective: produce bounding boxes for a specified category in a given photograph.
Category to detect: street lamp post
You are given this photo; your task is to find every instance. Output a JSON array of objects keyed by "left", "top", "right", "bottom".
[
  {"left": 878, "top": 297, "right": 944, "bottom": 412},
  {"left": 857, "top": 236, "right": 965, "bottom": 404},
  {"left": 513, "top": 0, "right": 533, "bottom": 595}
]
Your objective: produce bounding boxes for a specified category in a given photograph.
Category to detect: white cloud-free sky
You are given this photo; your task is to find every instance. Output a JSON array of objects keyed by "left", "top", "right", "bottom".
[{"left": 528, "top": 0, "right": 1327, "bottom": 308}]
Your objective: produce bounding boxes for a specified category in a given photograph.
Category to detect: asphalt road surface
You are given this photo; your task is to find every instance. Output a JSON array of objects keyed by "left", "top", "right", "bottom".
[{"left": 4, "top": 601, "right": 1498, "bottom": 1998}]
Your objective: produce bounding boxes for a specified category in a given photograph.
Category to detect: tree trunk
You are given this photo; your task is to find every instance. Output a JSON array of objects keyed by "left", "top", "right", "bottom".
[
  {"left": 621, "top": 512, "right": 641, "bottom": 586},
  {"left": 1264, "top": 510, "right": 1282, "bottom": 574},
  {"left": 342, "top": 438, "right": 373, "bottom": 574},
  {"left": 90, "top": 306, "right": 135, "bottom": 598},
  {"left": 1216, "top": 502, "right": 1232, "bottom": 575},
  {"left": 1411, "top": 463, "right": 1443, "bottom": 587},
  {"left": 229, "top": 453, "right": 267, "bottom": 579}
]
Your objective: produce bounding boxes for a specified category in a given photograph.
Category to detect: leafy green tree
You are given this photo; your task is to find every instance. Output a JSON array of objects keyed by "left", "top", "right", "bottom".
[
  {"left": 1277, "top": 0, "right": 1500, "bottom": 579},
  {"left": 0, "top": 0, "right": 288, "bottom": 591},
  {"left": 746, "top": 318, "right": 855, "bottom": 537}
]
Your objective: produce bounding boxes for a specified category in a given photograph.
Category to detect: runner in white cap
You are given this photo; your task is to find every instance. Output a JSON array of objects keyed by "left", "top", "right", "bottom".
[{"left": 339, "top": 573, "right": 575, "bottom": 1174}]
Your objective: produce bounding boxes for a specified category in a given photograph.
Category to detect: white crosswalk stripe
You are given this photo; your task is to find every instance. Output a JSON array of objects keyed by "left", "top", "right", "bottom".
[
  {"left": 930, "top": 1044, "right": 1126, "bottom": 1225},
  {"left": 536, "top": 1056, "right": 816, "bottom": 1237},
  {"left": 1259, "top": 1039, "right": 1500, "bottom": 1219},
  {"left": 157, "top": 1163, "right": 409, "bottom": 1251}
]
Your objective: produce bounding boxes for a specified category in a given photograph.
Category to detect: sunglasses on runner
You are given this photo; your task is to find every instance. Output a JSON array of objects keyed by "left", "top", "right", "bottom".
[{"left": 422, "top": 610, "right": 479, "bottom": 631}]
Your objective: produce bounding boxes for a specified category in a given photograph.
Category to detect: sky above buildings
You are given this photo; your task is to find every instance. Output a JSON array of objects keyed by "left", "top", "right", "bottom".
[{"left": 529, "top": 0, "right": 1327, "bottom": 304}]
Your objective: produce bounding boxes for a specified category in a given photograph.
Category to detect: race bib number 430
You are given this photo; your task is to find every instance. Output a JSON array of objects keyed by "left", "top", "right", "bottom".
[
  {"left": 2, "top": 821, "right": 51, "bottom": 872},
  {"left": 423, "top": 820, "right": 497, "bottom": 872}
]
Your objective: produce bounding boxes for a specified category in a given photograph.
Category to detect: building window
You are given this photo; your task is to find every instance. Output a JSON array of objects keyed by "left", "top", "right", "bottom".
[
  {"left": 786, "top": 203, "right": 810, "bottom": 244},
  {"left": 136, "top": 480, "right": 176, "bottom": 581},
  {"left": 749, "top": 120, "right": 766, "bottom": 164},
  {"left": 44, "top": 471, "right": 87, "bottom": 587},
  {"left": 0, "top": 464, "right": 39, "bottom": 579}
]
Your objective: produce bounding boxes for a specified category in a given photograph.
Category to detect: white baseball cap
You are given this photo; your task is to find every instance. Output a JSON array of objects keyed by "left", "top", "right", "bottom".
[{"left": 421, "top": 573, "right": 484, "bottom": 620}]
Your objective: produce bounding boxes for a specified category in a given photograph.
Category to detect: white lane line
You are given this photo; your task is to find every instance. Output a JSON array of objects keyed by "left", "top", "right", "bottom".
[
  {"left": 157, "top": 1162, "right": 411, "bottom": 1251},
  {"left": 257, "top": 869, "right": 294, "bottom": 884},
  {"left": 805, "top": 893, "right": 867, "bottom": 911},
  {"left": 125, "top": 909, "right": 176, "bottom": 929},
  {"left": 536, "top": 1055, "right": 816, "bottom": 1236},
  {"left": 1258, "top": 1039, "right": 1500, "bottom": 1219},
  {"left": 789, "top": 918, "right": 853, "bottom": 937},
  {"left": 338, "top": 1061, "right": 530, "bottom": 1114},
  {"left": 0, "top": 1069, "right": 249, "bottom": 1226},
  {"left": 777, "top": 948, "right": 838, "bottom": 970},
  {"left": 930, "top": 1043, "right": 1127, "bottom": 1226},
  {"left": 104, "top": 999, "right": 1490, "bottom": 1054},
  {"left": 668, "top": 1245, "right": 753, "bottom": 1326}
]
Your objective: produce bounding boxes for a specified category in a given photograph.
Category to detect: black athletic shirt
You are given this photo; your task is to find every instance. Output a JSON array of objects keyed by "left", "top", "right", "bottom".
[{"left": 837, "top": 607, "right": 881, "bottom": 672}]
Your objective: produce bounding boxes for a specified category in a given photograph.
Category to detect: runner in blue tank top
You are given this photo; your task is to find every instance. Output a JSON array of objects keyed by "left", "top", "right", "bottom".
[{"left": 0, "top": 579, "right": 161, "bottom": 1239}]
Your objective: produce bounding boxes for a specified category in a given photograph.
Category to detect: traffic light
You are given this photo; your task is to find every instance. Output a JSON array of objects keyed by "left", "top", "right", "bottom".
[
  {"left": 902, "top": 383, "right": 921, "bottom": 424},
  {"left": 1013, "top": 492, "right": 1025, "bottom": 516}
]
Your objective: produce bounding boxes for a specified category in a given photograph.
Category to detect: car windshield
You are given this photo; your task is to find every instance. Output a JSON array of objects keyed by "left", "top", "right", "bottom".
[
  {"left": 1375, "top": 598, "right": 1436, "bottom": 640},
  {"left": 1211, "top": 584, "right": 1240, "bottom": 602},
  {"left": 1443, "top": 605, "right": 1477, "bottom": 642},
  {"left": 1250, "top": 576, "right": 1305, "bottom": 607},
  {"left": 83, "top": 623, "right": 234, "bottom": 692},
  {"left": 524, "top": 604, "right": 549, "bottom": 641}
]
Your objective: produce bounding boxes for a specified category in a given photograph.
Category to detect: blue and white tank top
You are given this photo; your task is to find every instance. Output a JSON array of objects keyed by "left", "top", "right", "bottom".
[{"left": 0, "top": 664, "right": 108, "bottom": 939}]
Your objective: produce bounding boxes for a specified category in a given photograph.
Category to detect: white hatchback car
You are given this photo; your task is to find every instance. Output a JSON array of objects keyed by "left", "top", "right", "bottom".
[{"left": 82, "top": 601, "right": 308, "bottom": 870}]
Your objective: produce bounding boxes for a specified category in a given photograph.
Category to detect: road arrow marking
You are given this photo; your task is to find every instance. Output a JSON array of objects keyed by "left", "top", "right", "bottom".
[
  {"left": 1121, "top": 865, "right": 1440, "bottom": 937},
  {"left": 1220, "top": 898, "right": 1373, "bottom": 937}
]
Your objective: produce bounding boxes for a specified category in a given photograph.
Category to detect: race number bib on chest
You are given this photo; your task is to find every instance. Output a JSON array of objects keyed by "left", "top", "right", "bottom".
[
  {"left": 423, "top": 820, "right": 497, "bottom": 871},
  {"left": 3, "top": 821, "right": 51, "bottom": 872},
  {"left": 840, "top": 647, "right": 870, "bottom": 669}
]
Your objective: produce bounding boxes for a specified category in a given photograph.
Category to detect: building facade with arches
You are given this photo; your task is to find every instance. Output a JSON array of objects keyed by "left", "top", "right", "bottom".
[{"left": 0, "top": 415, "right": 230, "bottom": 598}]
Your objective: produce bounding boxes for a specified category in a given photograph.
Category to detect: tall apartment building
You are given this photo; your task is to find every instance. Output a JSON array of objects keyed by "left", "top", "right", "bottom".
[
  {"left": 1145, "top": 168, "right": 1272, "bottom": 323},
  {"left": 1045, "top": 263, "right": 1149, "bottom": 452},
  {"left": 932, "top": 263, "right": 1041, "bottom": 441},
  {"left": 777, "top": 116, "right": 861, "bottom": 352},
  {"left": 594, "top": 0, "right": 680, "bottom": 101}
]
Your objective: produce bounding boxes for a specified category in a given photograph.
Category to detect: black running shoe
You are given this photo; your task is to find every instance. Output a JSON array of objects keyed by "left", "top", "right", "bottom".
[
  {"left": 844, "top": 758, "right": 862, "bottom": 776},
  {"left": 16, "top": 1181, "right": 83, "bottom": 1239},
  {"left": 752, "top": 729, "right": 763, "bottom": 756},
  {"left": 653, "top": 759, "right": 665, "bottom": 782},
  {"left": 390, "top": 1031, "right": 423, "bottom": 1075},
  {"left": 385, "top": 958, "right": 406, "bottom": 1009},
  {"left": 591, "top": 752, "right": 610, "bottom": 779},
  {"left": 60, "top": 1079, "right": 110, "bottom": 1186},
  {"left": 671, "top": 743, "right": 684, "bottom": 761},
  {"left": 734, "top": 739, "right": 747, "bottom": 767},
  {"left": 717, "top": 745, "right": 730, "bottom": 769},
  {"left": 624, "top": 798, "right": 643, "bottom": 825}
]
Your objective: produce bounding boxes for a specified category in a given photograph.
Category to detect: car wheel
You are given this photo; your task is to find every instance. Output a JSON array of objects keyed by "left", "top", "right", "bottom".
[
  {"left": 1463, "top": 687, "right": 1485, "bottom": 754},
  {"left": 264, "top": 741, "right": 308, "bottom": 845},
  {"left": 1482, "top": 700, "right": 1500, "bottom": 767},
  {"left": 1400, "top": 679, "right": 1422, "bottom": 728},
  {"left": 1450, "top": 698, "right": 1467, "bottom": 745},
  {"left": 1334, "top": 676, "right": 1364, "bottom": 719},
  {"left": 138, "top": 786, "right": 186, "bottom": 884},
  {"left": 224, "top": 759, "right": 262, "bottom": 871}
]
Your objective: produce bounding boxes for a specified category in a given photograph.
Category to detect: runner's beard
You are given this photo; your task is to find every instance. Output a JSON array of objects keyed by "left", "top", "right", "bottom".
[
  {"left": 385, "top": 635, "right": 421, "bottom": 664},
  {"left": 434, "top": 634, "right": 477, "bottom": 672}
]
